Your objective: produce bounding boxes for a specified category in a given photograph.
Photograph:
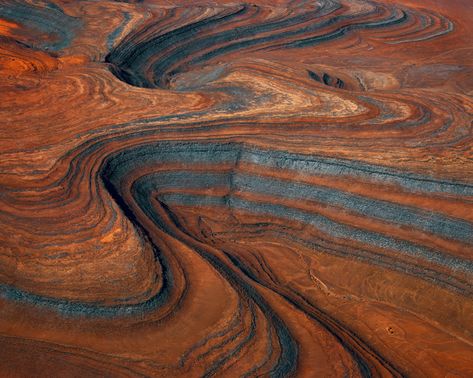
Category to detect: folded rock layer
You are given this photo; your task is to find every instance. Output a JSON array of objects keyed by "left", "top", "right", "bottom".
[{"left": 0, "top": 0, "right": 472, "bottom": 376}]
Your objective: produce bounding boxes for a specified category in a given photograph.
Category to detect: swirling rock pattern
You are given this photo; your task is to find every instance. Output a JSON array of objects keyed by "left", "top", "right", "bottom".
[{"left": 0, "top": 0, "right": 472, "bottom": 376}]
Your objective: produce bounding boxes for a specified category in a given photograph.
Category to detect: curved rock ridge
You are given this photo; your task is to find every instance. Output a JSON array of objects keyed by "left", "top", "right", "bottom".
[
  {"left": 105, "top": 0, "right": 454, "bottom": 89},
  {"left": 1, "top": 0, "right": 473, "bottom": 377}
]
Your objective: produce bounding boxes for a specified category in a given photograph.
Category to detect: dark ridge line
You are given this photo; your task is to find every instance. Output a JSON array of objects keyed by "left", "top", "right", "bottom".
[
  {"left": 106, "top": 4, "right": 250, "bottom": 88},
  {"left": 105, "top": 0, "right": 451, "bottom": 90},
  {"left": 223, "top": 251, "right": 403, "bottom": 378},
  {"left": 2, "top": 137, "right": 471, "bottom": 314},
  {"left": 155, "top": 191, "right": 473, "bottom": 275},
  {"left": 156, "top": 197, "right": 393, "bottom": 377},
  {"left": 102, "top": 141, "right": 473, "bottom": 194},
  {"left": 133, "top": 169, "right": 473, "bottom": 245},
  {"left": 0, "top": 166, "right": 176, "bottom": 317},
  {"left": 155, "top": 200, "right": 299, "bottom": 378},
  {"left": 104, "top": 0, "right": 341, "bottom": 88}
]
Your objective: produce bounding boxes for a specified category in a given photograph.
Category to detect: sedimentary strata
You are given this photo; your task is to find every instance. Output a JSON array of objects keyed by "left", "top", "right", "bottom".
[{"left": 0, "top": 0, "right": 472, "bottom": 376}]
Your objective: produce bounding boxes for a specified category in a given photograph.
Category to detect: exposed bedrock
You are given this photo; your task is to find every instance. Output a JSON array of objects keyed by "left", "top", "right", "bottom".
[{"left": 1, "top": 0, "right": 473, "bottom": 376}]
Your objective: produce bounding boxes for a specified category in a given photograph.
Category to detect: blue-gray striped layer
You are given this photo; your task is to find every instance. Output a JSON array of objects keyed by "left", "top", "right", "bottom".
[
  {"left": 0, "top": 1, "right": 80, "bottom": 51},
  {"left": 106, "top": 0, "right": 452, "bottom": 89}
]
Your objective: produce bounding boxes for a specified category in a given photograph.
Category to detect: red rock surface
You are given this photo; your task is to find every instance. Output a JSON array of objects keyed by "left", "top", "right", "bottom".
[{"left": 0, "top": 0, "right": 472, "bottom": 376}]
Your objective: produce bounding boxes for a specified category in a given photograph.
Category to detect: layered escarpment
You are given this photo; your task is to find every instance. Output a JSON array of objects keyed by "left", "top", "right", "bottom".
[{"left": 1, "top": 0, "right": 473, "bottom": 377}]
